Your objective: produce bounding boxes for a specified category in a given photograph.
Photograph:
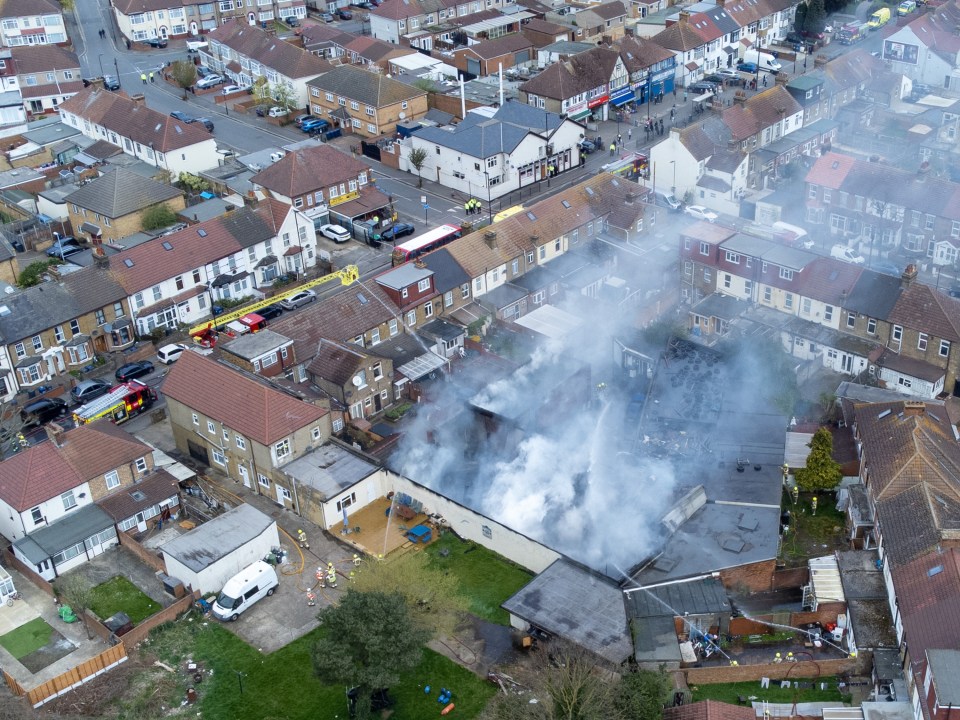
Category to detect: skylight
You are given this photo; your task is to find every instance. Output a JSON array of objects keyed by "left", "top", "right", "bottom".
[
  {"left": 526, "top": 211, "right": 537, "bottom": 221},
  {"left": 162, "top": 241, "right": 173, "bottom": 250},
  {"left": 357, "top": 292, "right": 368, "bottom": 305},
  {"left": 197, "top": 229, "right": 207, "bottom": 237},
  {"left": 561, "top": 200, "right": 571, "bottom": 208},
  {"left": 123, "top": 258, "right": 134, "bottom": 267}
]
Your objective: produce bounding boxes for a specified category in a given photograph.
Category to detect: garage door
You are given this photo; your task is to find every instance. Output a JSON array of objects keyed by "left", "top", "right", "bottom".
[
  {"left": 515, "top": 50, "right": 530, "bottom": 64},
  {"left": 187, "top": 439, "right": 209, "bottom": 465}
]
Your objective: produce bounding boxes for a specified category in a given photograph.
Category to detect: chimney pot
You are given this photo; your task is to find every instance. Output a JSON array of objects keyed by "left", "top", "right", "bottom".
[
  {"left": 903, "top": 401, "right": 925, "bottom": 416},
  {"left": 901, "top": 263, "right": 918, "bottom": 288},
  {"left": 484, "top": 231, "right": 497, "bottom": 249},
  {"left": 45, "top": 422, "right": 65, "bottom": 448}
]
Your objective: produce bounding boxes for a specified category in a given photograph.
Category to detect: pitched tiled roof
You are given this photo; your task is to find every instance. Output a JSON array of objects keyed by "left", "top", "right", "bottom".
[
  {"left": 804, "top": 151, "right": 856, "bottom": 188},
  {"left": 300, "top": 24, "right": 358, "bottom": 50},
  {"left": 907, "top": 3, "right": 960, "bottom": 55},
  {"left": 108, "top": 217, "right": 242, "bottom": 293},
  {"left": 523, "top": 18, "right": 569, "bottom": 36},
  {"left": 11, "top": 45, "right": 79, "bottom": 74},
  {"left": 457, "top": 33, "right": 533, "bottom": 61},
  {"left": 162, "top": 351, "right": 328, "bottom": 446},
  {"left": 0, "top": 422, "right": 151, "bottom": 511},
  {"left": 344, "top": 36, "right": 416, "bottom": 64},
  {"left": 308, "top": 339, "right": 370, "bottom": 386},
  {"left": 97, "top": 469, "right": 181, "bottom": 521},
  {"left": 372, "top": 0, "right": 427, "bottom": 20},
  {"left": 889, "top": 281, "right": 960, "bottom": 343},
  {"left": 720, "top": 86, "right": 802, "bottom": 142},
  {"left": 890, "top": 548, "right": 960, "bottom": 658},
  {"left": 0, "top": 0, "right": 59, "bottom": 16},
  {"left": 664, "top": 700, "right": 756, "bottom": 720},
  {"left": 610, "top": 36, "right": 674, "bottom": 73},
  {"left": 519, "top": 46, "right": 619, "bottom": 100},
  {"left": 587, "top": 0, "right": 627, "bottom": 20},
  {"left": 793, "top": 257, "right": 863, "bottom": 306},
  {"left": 64, "top": 167, "right": 182, "bottom": 219},
  {"left": 207, "top": 20, "right": 333, "bottom": 80},
  {"left": 113, "top": 0, "right": 201, "bottom": 12},
  {"left": 652, "top": 15, "right": 714, "bottom": 51},
  {"left": 58, "top": 88, "right": 213, "bottom": 153},
  {"left": 251, "top": 145, "right": 371, "bottom": 198},
  {"left": 306, "top": 65, "right": 427, "bottom": 107}
]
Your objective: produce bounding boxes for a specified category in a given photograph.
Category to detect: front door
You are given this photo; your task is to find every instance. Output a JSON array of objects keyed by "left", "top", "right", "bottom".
[
  {"left": 374, "top": 392, "right": 382, "bottom": 412},
  {"left": 136, "top": 512, "right": 147, "bottom": 532},
  {"left": 275, "top": 484, "right": 286, "bottom": 505},
  {"left": 842, "top": 354, "right": 853, "bottom": 373},
  {"left": 238, "top": 465, "right": 250, "bottom": 488}
]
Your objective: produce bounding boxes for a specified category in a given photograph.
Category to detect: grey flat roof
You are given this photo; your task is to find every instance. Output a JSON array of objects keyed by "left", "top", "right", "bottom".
[
  {"left": 376, "top": 263, "right": 432, "bottom": 290},
  {"left": 927, "top": 650, "right": 960, "bottom": 705},
  {"left": 633, "top": 614, "right": 682, "bottom": 662},
  {"left": 13, "top": 505, "right": 114, "bottom": 563},
  {"left": 23, "top": 118, "right": 81, "bottom": 146},
  {"left": 624, "top": 576, "right": 729, "bottom": 619},
  {"left": 502, "top": 559, "right": 633, "bottom": 664},
  {"left": 479, "top": 282, "right": 528, "bottom": 310},
  {"left": 280, "top": 441, "right": 378, "bottom": 498},
  {"left": 160, "top": 504, "right": 274, "bottom": 572},
  {"left": 222, "top": 329, "right": 291, "bottom": 360},
  {"left": 420, "top": 318, "right": 463, "bottom": 342}
]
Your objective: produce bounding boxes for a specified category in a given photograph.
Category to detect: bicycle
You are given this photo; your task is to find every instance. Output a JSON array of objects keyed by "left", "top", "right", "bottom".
[{"left": 5, "top": 591, "right": 21, "bottom": 606}]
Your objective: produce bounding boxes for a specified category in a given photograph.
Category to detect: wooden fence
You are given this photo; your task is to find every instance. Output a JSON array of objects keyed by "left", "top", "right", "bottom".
[{"left": 4, "top": 643, "right": 128, "bottom": 707}]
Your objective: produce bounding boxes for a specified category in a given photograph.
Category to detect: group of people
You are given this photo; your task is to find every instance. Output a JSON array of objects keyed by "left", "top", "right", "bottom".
[
  {"left": 644, "top": 116, "right": 666, "bottom": 138},
  {"left": 464, "top": 198, "right": 483, "bottom": 215}
]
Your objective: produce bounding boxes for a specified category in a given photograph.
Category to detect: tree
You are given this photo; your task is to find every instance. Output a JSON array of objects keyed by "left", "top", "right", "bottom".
[
  {"left": 412, "top": 78, "right": 437, "bottom": 94},
  {"left": 252, "top": 76, "right": 271, "bottom": 110},
  {"left": 177, "top": 172, "right": 210, "bottom": 193},
  {"left": 55, "top": 574, "right": 94, "bottom": 639},
  {"left": 803, "top": 0, "right": 826, "bottom": 34},
  {"left": 168, "top": 60, "right": 197, "bottom": 99},
  {"left": 408, "top": 147, "right": 428, "bottom": 188},
  {"left": 350, "top": 550, "right": 468, "bottom": 637},
  {"left": 141, "top": 204, "right": 178, "bottom": 231},
  {"left": 272, "top": 81, "right": 296, "bottom": 111},
  {"left": 311, "top": 591, "right": 429, "bottom": 720},
  {"left": 794, "top": 427, "right": 842, "bottom": 492},
  {"left": 793, "top": 2, "right": 808, "bottom": 32},
  {"left": 18, "top": 259, "right": 58, "bottom": 287},
  {"left": 612, "top": 667, "right": 671, "bottom": 720}
]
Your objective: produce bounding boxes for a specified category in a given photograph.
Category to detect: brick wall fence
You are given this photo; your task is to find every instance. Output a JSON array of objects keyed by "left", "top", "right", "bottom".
[
  {"left": 772, "top": 566, "right": 809, "bottom": 589},
  {"left": 685, "top": 655, "right": 866, "bottom": 685},
  {"left": 119, "top": 590, "right": 198, "bottom": 649},
  {"left": 116, "top": 530, "right": 165, "bottom": 572}
]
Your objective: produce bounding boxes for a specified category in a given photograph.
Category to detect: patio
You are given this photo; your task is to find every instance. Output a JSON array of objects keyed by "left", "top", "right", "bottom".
[{"left": 330, "top": 497, "right": 436, "bottom": 558}]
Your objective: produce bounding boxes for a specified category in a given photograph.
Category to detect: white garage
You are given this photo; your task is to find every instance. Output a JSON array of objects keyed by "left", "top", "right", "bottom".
[{"left": 160, "top": 504, "right": 279, "bottom": 595}]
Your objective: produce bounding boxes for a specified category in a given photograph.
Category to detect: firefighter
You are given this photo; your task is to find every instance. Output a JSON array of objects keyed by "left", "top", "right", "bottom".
[
  {"left": 297, "top": 528, "right": 309, "bottom": 548},
  {"left": 306, "top": 592, "right": 316, "bottom": 606}
]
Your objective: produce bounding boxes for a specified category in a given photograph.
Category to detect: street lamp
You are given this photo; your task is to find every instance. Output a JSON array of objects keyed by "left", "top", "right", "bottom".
[
  {"left": 98, "top": 54, "right": 105, "bottom": 78},
  {"left": 483, "top": 171, "right": 493, "bottom": 223},
  {"left": 114, "top": 58, "right": 121, "bottom": 89}
]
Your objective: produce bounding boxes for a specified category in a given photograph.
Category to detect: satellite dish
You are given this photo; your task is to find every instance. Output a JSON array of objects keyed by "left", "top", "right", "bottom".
[
  {"left": 352, "top": 375, "right": 363, "bottom": 387},
  {"left": 399, "top": 111, "right": 406, "bottom": 119}
]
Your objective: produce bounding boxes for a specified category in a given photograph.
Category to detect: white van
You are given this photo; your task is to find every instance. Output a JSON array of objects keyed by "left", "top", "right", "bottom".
[
  {"left": 743, "top": 49, "right": 782, "bottom": 73},
  {"left": 830, "top": 244, "right": 865, "bottom": 264},
  {"left": 157, "top": 343, "right": 187, "bottom": 365},
  {"left": 212, "top": 561, "right": 278, "bottom": 621}
]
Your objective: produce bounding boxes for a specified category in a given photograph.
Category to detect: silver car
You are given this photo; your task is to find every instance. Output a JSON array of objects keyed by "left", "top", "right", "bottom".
[{"left": 279, "top": 290, "right": 317, "bottom": 310}]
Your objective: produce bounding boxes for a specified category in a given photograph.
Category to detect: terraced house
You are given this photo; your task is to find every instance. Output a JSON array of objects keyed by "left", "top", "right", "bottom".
[
  {"left": 0, "top": 266, "right": 133, "bottom": 396},
  {"left": 0, "top": 0, "right": 66, "bottom": 47},
  {"left": 10, "top": 45, "right": 81, "bottom": 117},
  {"left": 369, "top": 0, "right": 513, "bottom": 46},
  {"left": 111, "top": 0, "right": 307, "bottom": 41}
]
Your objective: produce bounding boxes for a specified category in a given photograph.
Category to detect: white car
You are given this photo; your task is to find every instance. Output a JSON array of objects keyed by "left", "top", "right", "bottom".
[
  {"left": 221, "top": 85, "right": 244, "bottom": 95},
  {"left": 195, "top": 74, "right": 222, "bottom": 89},
  {"left": 320, "top": 224, "right": 351, "bottom": 243},
  {"left": 279, "top": 289, "right": 317, "bottom": 310},
  {"left": 684, "top": 205, "right": 719, "bottom": 223},
  {"left": 267, "top": 106, "right": 288, "bottom": 117}
]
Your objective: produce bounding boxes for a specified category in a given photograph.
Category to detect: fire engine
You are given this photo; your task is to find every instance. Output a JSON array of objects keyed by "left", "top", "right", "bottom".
[{"left": 73, "top": 380, "right": 157, "bottom": 425}]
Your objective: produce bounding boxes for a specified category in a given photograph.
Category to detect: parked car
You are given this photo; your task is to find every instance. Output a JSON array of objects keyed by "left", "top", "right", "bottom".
[
  {"left": 279, "top": 290, "right": 317, "bottom": 310},
  {"left": 655, "top": 191, "right": 682, "bottom": 212},
  {"left": 379, "top": 223, "right": 415, "bottom": 242},
  {"left": 337, "top": 8, "right": 353, "bottom": 19},
  {"left": 688, "top": 81, "right": 718, "bottom": 94},
  {"left": 258, "top": 304, "right": 284, "bottom": 320},
  {"left": 294, "top": 114, "right": 313, "bottom": 126},
  {"left": 578, "top": 139, "right": 597, "bottom": 154},
  {"left": 284, "top": 15, "right": 300, "bottom": 26},
  {"left": 830, "top": 244, "right": 865, "bottom": 264},
  {"left": 71, "top": 379, "right": 112, "bottom": 405},
  {"left": 872, "top": 261, "right": 901, "bottom": 276},
  {"left": 267, "top": 106, "right": 288, "bottom": 117},
  {"left": 115, "top": 360, "right": 155, "bottom": 382},
  {"left": 46, "top": 237, "right": 82, "bottom": 258},
  {"left": 684, "top": 205, "right": 719, "bottom": 222},
  {"left": 102, "top": 74, "right": 121, "bottom": 91},
  {"left": 354, "top": 1, "right": 373, "bottom": 8},
  {"left": 157, "top": 343, "right": 188, "bottom": 365},
  {"left": 736, "top": 61, "right": 759, "bottom": 73},
  {"left": 715, "top": 68, "right": 740, "bottom": 80},
  {"left": 195, "top": 65, "right": 211, "bottom": 78},
  {"left": 221, "top": 84, "right": 244, "bottom": 95},
  {"left": 20, "top": 397, "right": 67, "bottom": 428},
  {"left": 195, "top": 117, "right": 215, "bottom": 132},
  {"left": 320, "top": 224, "right": 351, "bottom": 243},
  {"left": 170, "top": 110, "right": 195, "bottom": 123},
  {"left": 301, "top": 118, "right": 330, "bottom": 133},
  {"left": 195, "top": 74, "right": 223, "bottom": 89},
  {"left": 145, "top": 37, "right": 168, "bottom": 48},
  {"left": 319, "top": 11, "right": 335, "bottom": 22}
]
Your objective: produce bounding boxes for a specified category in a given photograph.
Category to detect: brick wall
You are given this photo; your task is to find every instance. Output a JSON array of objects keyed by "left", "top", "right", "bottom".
[
  {"left": 116, "top": 530, "right": 165, "bottom": 573},
  {"left": 685, "top": 655, "right": 864, "bottom": 685},
  {"left": 428, "top": 92, "right": 486, "bottom": 121},
  {"left": 120, "top": 590, "right": 198, "bottom": 648},
  {"left": 772, "top": 566, "right": 809, "bottom": 589},
  {"left": 791, "top": 603, "right": 844, "bottom": 627},
  {"left": 720, "top": 559, "right": 778, "bottom": 592}
]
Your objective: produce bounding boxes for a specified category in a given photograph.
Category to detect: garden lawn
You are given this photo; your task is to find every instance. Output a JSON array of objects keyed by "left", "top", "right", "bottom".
[
  {"left": 691, "top": 676, "right": 846, "bottom": 705},
  {"left": 88, "top": 576, "right": 161, "bottom": 624},
  {"left": 425, "top": 531, "right": 533, "bottom": 624},
  {"left": 148, "top": 621, "right": 495, "bottom": 720},
  {"left": 0, "top": 617, "right": 53, "bottom": 659}
]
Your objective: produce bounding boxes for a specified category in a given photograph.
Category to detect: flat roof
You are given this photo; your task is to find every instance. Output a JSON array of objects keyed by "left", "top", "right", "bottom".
[
  {"left": 280, "top": 441, "right": 379, "bottom": 499},
  {"left": 160, "top": 504, "right": 274, "bottom": 572}
]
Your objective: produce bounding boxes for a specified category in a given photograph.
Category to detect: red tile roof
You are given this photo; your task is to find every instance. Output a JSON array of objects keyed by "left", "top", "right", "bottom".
[
  {"left": 889, "top": 281, "right": 960, "bottom": 343},
  {"left": 664, "top": 700, "right": 757, "bottom": 720},
  {"left": 207, "top": 20, "right": 332, "bottom": 80},
  {"left": 804, "top": 151, "right": 856, "bottom": 189},
  {"left": 794, "top": 257, "right": 863, "bottom": 306},
  {"left": 161, "top": 351, "right": 328, "bottom": 446},
  {"left": 890, "top": 548, "right": 960, "bottom": 660}
]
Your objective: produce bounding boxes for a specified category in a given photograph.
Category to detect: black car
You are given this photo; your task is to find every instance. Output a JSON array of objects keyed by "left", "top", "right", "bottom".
[
  {"left": 115, "top": 360, "right": 154, "bottom": 382},
  {"left": 337, "top": 8, "right": 353, "bottom": 19},
  {"left": 170, "top": 110, "right": 195, "bottom": 123},
  {"left": 379, "top": 223, "right": 416, "bottom": 242},
  {"left": 20, "top": 397, "right": 67, "bottom": 428},
  {"left": 102, "top": 74, "right": 121, "bottom": 91},
  {"left": 258, "top": 304, "right": 284, "bottom": 320},
  {"left": 688, "top": 81, "right": 718, "bottom": 94},
  {"left": 71, "top": 378, "right": 113, "bottom": 405},
  {"left": 354, "top": 1, "right": 373, "bottom": 8},
  {"left": 785, "top": 31, "right": 804, "bottom": 44},
  {"left": 195, "top": 117, "right": 215, "bottom": 132},
  {"left": 284, "top": 15, "right": 300, "bottom": 26},
  {"left": 46, "top": 237, "right": 82, "bottom": 258},
  {"left": 146, "top": 37, "right": 168, "bottom": 48},
  {"left": 578, "top": 139, "right": 597, "bottom": 154}
]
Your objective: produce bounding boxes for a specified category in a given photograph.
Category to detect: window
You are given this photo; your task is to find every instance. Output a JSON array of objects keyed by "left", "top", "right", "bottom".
[
  {"left": 32, "top": 335, "right": 42, "bottom": 351},
  {"left": 703, "top": 268, "right": 711, "bottom": 283},
  {"left": 211, "top": 447, "right": 226, "bottom": 466},
  {"left": 538, "top": 246, "right": 546, "bottom": 260},
  {"left": 699, "top": 242, "right": 709, "bottom": 256},
  {"left": 892, "top": 325, "right": 903, "bottom": 346},
  {"left": 135, "top": 457, "right": 147, "bottom": 473},
  {"left": 847, "top": 314, "right": 856, "bottom": 329},
  {"left": 784, "top": 293, "right": 794, "bottom": 309},
  {"left": 14, "top": 342, "right": 24, "bottom": 359},
  {"left": 940, "top": 340, "right": 950, "bottom": 357},
  {"left": 70, "top": 319, "right": 80, "bottom": 335},
  {"left": 311, "top": 426, "right": 322, "bottom": 441},
  {"left": 867, "top": 318, "right": 876, "bottom": 334},
  {"left": 54, "top": 326, "right": 65, "bottom": 343},
  {"left": 779, "top": 268, "right": 794, "bottom": 280},
  {"left": 192, "top": 413, "right": 199, "bottom": 426},
  {"left": 723, "top": 274, "right": 731, "bottom": 289},
  {"left": 236, "top": 435, "right": 246, "bottom": 450},
  {"left": 725, "top": 251, "right": 740, "bottom": 264},
  {"left": 389, "top": 318, "right": 399, "bottom": 336},
  {"left": 406, "top": 310, "right": 416, "bottom": 326},
  {"left": 207, "top": 420, "right": 216, "bottom": 434},
  {"left": 95, "top": 309, "right": 106, "bottom": 325},
  {"left": 417, "top": 278, "right": 430, "bottom": 292},
  {"left": 372, "top": 362, "right": 383, "bottom": 380},
  {"left": 918, "top": 333, "right": 928, "bottom": 351},
  {"left": 824, "top": 305, "right": 834, "bottom": 322},
  {"left": 425, "top": 303, "right": 433, "bottom": 318},
  {"left": 61, "top": 490, "right": 77, "bottom": 511},
  {"left": 274, "top": 438, "right": 291, "bottom": 461},
  {"left": 802, "top": 298, "right": 811, "bottom": 315},
  {"left": 332, "top": 417, "right": 344, "bottom": 433},
  {"left": 336, "top": 492, "right": 357, "bottom": 513},
  {"left": 461, "top": 283, "right": 469, "bottom": 299},
  {"left": 444, "top": 291, "right": 453, "bottom": 307},
  {"left": 258, "top": 474, "right": 270, "bottom": 488},
  {"left": 31, "top": 507, "right": 42, "bottom": 524}
]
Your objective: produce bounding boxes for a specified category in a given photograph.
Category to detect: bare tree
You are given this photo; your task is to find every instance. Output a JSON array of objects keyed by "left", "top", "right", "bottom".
[
  {"left": 56, "top": 574, "right": 95, "bottom": 639},
  {"left": 168, "top": 60, "right": 197, "bottom": 100},
  {"left": 408, "top": 148, "right": 428, "bottom": 188}
]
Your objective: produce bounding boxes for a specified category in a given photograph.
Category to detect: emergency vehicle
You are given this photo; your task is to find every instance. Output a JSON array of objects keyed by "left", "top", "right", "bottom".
[{"left": 73, "top": 380, "right": 157, "bottom": 425}]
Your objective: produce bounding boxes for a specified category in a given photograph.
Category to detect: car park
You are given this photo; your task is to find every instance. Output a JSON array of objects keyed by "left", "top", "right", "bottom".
[
  {"left": 379, "top": 223, "right": 415, "bottom": 242},
  {"left": 170, "top": 111, "right": 195, "bottom": 123},
  {"left": 102, "top": 75, "right": 121, "bottom": 91},
  {"left": 257, "top": 304, "right": 284, "bottom": 320},
  {"left": 684, "top": 205, "right": 719, "bottom": 222},
  {"left": 320, "top": 224, "right": 351, "bottom": 243},
  {"left": 279, "top": 290, "right": 317, "bottom": 310},
  {"left": 20, "top": 397, "right": 68, "bottom": 428},
  {"left": 115, "top": 360, "right": 155, "bottom": 382},
  {"left": 46, "top": 237, "right": 82, "bottom": 258},
  {"left": 71, "top": 379, "right": 112, "bottom": 405},
  {"left": 195, "top": 74, "right": 223, "bottom": 89}
]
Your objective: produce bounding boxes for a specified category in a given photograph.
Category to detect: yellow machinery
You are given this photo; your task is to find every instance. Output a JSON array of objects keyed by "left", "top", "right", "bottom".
[{"left": 188, "top": 264, "right": 360, "bottom": 339}]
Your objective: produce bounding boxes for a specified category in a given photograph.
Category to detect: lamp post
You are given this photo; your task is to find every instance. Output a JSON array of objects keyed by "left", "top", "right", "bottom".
[
  {"left": 98, "top": 54, "right": 105, "bottom": 78},
  {"left": 483, "top": 171, "right": 492, "bottom": 223},
  {"left": 114, "top": 58, "right": 121, "bottom": 88},
  {"left": 421, "top": 195, "right": 429, "bottom": 227}
]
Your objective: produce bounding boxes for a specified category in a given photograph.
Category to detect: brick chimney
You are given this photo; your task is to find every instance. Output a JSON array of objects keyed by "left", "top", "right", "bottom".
[
  {"left": 45, "top": 422, "right": 66, "bottom": 448},
  {"left": 93, "top": 246, "right": 110, "bottom": 269},
  {"left": 484, "top": 231, "right": 497, "bottom": 249},
  {"left": 130, "top": 93, "right": 147, "bottom": 106},
  {"left": 903, "top": 401, "right": 926, "bottom": 416},
  {"left": 89, "top": 77, "right": 105, "bottom": 91},
  {"left": 679, "top": 10, "right": 690, "bottom": 23},
  {"left": 901, "top": 263, "right": 918, "bottom": 288}
]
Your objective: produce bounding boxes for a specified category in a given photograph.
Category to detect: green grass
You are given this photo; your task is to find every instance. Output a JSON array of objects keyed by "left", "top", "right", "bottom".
[
  {"left": 425, "top": 531, "right": 533, "bottom": 625},
  {"left": 0, "top": 617, "right": 53, "bottom": 659},
  {"left": 147, "top": 620, "right": 496, "bottom": 720},
  {"left": 88, "top": 576, "right": 162, "bottom": 624},
  {"left": 780, "top": 493, "right": 847, "bottom": 566},
  {"left": 691, "top": 676, "right": 846, "bottom": 705}
]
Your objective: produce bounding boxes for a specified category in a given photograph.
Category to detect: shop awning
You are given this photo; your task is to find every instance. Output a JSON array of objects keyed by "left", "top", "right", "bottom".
[
  {"left": 611, "top": 91, "right": 635, "bottom": 107},
  {"left": 568, "top": 108, "right": 591, "bottom": 120}
]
